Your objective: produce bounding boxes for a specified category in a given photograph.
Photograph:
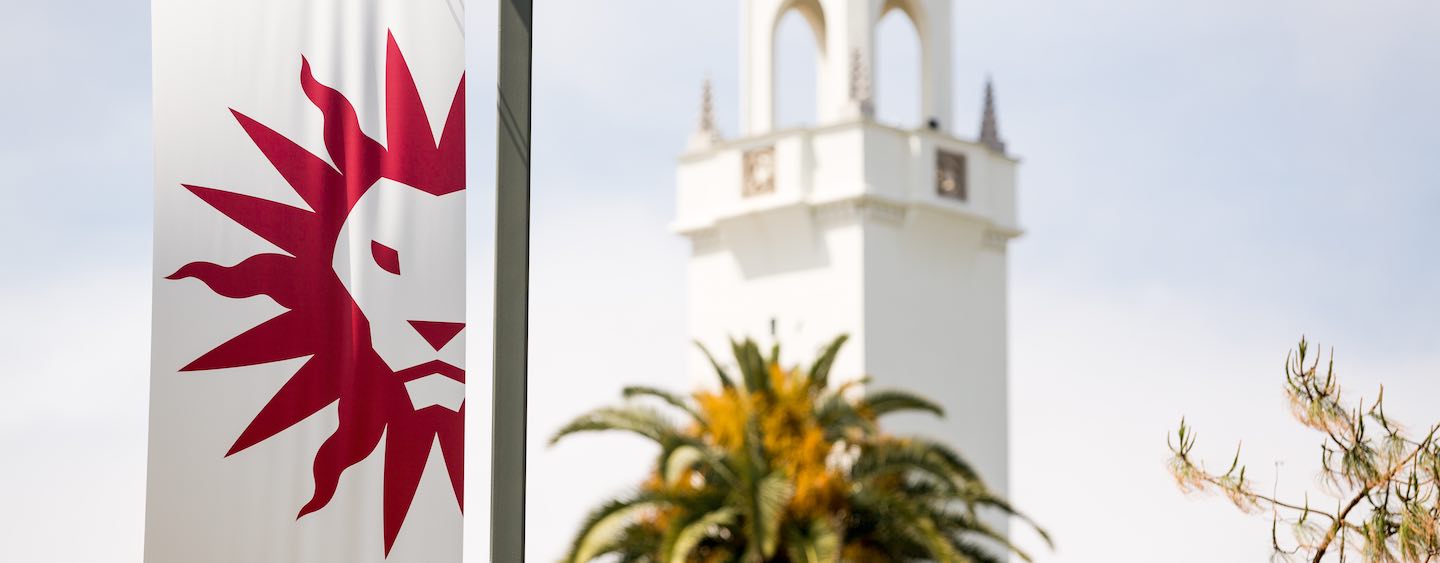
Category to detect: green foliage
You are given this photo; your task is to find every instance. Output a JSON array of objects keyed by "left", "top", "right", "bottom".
[
  {"left": 552, "top": 335, "right": 1049, "bottom": 562},
  {"left": 1169, "top": 337, "right": 1440, "bottom": 562}
]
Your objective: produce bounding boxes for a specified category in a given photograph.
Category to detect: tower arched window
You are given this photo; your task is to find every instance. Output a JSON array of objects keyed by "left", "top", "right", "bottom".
[
  {"left": 875, "top": 4, "right": 923, "bottom": 128},
  {"left": 773, "top": 6, "right": 824, "bottom": 129}
]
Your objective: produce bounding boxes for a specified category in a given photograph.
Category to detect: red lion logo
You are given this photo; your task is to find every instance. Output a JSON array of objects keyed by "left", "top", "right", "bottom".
[{"left": 167, "top": 33, "right": 464, "bottom": 556}]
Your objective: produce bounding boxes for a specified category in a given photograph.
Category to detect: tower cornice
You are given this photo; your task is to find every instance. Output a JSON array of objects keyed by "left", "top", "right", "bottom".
[
  {"left": 672, "top": 191, "right": 1023, "bottom": 242},
  {"left": 679, "top": 118, "right": 1019, "bottom": 164}
]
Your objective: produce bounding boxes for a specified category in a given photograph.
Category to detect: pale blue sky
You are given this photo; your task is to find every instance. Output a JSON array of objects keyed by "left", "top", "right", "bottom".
[{"left": 3, "top": 1, "right": 1439, "bottom": 561}]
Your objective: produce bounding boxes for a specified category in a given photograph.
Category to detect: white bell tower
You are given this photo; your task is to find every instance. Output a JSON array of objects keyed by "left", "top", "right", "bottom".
[{"left": 675, "top": 0, "right": 1021, "bottom": 538}]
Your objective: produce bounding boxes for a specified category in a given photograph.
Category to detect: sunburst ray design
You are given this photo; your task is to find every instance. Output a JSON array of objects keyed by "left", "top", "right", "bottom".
[{"left": 167, "top": 32, "right": 464, "bottom": 556}]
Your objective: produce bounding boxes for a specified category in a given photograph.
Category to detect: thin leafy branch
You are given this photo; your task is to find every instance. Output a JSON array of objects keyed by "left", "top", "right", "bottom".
[{"left": 1169, "top": 337, "right": 1440, "bottom": 562}]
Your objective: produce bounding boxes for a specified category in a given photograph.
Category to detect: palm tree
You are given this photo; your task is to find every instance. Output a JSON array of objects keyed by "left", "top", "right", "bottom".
[{"left": 551, "top": 335, "right": 1050, "bottom": 562}]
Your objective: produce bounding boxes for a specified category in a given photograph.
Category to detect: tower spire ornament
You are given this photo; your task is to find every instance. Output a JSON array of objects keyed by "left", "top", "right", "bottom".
[
  {"left": 689, "top": 77, "right": 721, "bottom": 150},
  {"left": 699, "top": 78, "right": 717, "bottom": 133},
  {"left": 979, "top": 77, "right": 1007, "bottom": 154},
  {"left": 847, "top": 48, "right": 875, "bottom": 119}
]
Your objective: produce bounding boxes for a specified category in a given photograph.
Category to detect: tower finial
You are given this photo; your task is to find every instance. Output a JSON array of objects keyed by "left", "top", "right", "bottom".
[
  {"left": 979, "top": 76, "right": 1006, "bottom": 154},
  {"left": 847, "top": 48, "right": 874, "bottom": 119},
  {"left": 690, "top": 77, "right": 721, "bottom": 150},
  {"left": 699, "top": 77, "right": 717, "bottom": 134}
]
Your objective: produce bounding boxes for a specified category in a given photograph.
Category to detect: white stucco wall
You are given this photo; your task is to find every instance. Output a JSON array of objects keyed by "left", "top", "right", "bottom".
[{"left": 862, "top": 205, "right": 1012, "bottom": 530}]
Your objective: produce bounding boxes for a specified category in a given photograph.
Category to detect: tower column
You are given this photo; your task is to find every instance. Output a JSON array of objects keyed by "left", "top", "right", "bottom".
[
  {"left": 743, "top": 0, "right": 835, "bottom": 135},
  {"left": 741, "top": 0, "right": 776, "bottom": 135},
  {"left": 818, "top": 0, "right": 875, "bottom": 123},
  {"left": 915, "top": 0, "right": 953, "bottom": 128}
]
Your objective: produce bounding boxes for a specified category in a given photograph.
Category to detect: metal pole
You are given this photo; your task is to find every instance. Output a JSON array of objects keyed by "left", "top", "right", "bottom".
[{"left": 492, "top": 0, "right": 532, "bottom": 561}]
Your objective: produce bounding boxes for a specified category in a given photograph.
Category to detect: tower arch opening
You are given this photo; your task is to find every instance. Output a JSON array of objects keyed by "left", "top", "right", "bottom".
[
  {"left": 772, "top": 0, "right": 826, "bottom": 129},
  {"left": 875, "top": 1, "right": 924, "bottom": 128}
]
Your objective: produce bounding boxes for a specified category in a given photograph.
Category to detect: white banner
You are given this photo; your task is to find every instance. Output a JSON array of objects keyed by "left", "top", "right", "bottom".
[{"left": 148, "top": 1, "right": 465, "bottom": 561}]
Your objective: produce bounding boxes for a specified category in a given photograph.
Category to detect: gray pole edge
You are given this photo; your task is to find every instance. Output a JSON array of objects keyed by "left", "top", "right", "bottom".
[{"left": 492, "top": 0, "right": 532, "bottom": 561}]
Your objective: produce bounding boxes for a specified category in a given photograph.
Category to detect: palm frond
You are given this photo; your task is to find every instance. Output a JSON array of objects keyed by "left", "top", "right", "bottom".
[
  {"left": 852, "top": 438, "right": 985, "bottom": 498},
  {"left": 860, "top": 389, "right": 945, "bottom": 419},
  {"left": 851, "top": 487, "right": 964, "bottom": 561},
  {"left": 731, "top": 338, "right": 771, "bottom": 395},
  {"left": 664, "top": 507, "right": 737, "bottom": 563},
  {"left": 623, "top": 385, "right": 704, "bottom": 424},
  {"left": 605, "top": 522, "right": 666, "bottom": 562},
  {"left": 816, "top": 393, "right": 876, "bottom": 441},
  {"left": 743, "top": 471, "right": 794, "bottom": 560},
  {"left": 937, "top": 510, "right": 1035, "bottom": 562},
  {"left": 550, "top": 405, "right": 682, "bottom": 446},
  {"left": 784, "top": 517, "right": 841, "bottom": 563},
  {"left": 948, "top": 538, "right": 1009, "bottom": 563},
  {"left": 809, "top": 334, "right": 849, "bottom": 392},
  {"left": 968, "top": 491, "right": 1054, "bottom": 548},
  {"left": 695, "top": 340, "right": 737, "bottom": 390},
  {"left": 564, "top": 492, "right": 669, "bottom": 563},
  {"left": 661, "top": 443, "right": 706, "bottom": 486}
]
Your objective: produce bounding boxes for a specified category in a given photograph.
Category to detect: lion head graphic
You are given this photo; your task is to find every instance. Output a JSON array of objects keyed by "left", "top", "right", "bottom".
[{"left": 166, "top": 33, "right": 464, "bottom": 555}]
